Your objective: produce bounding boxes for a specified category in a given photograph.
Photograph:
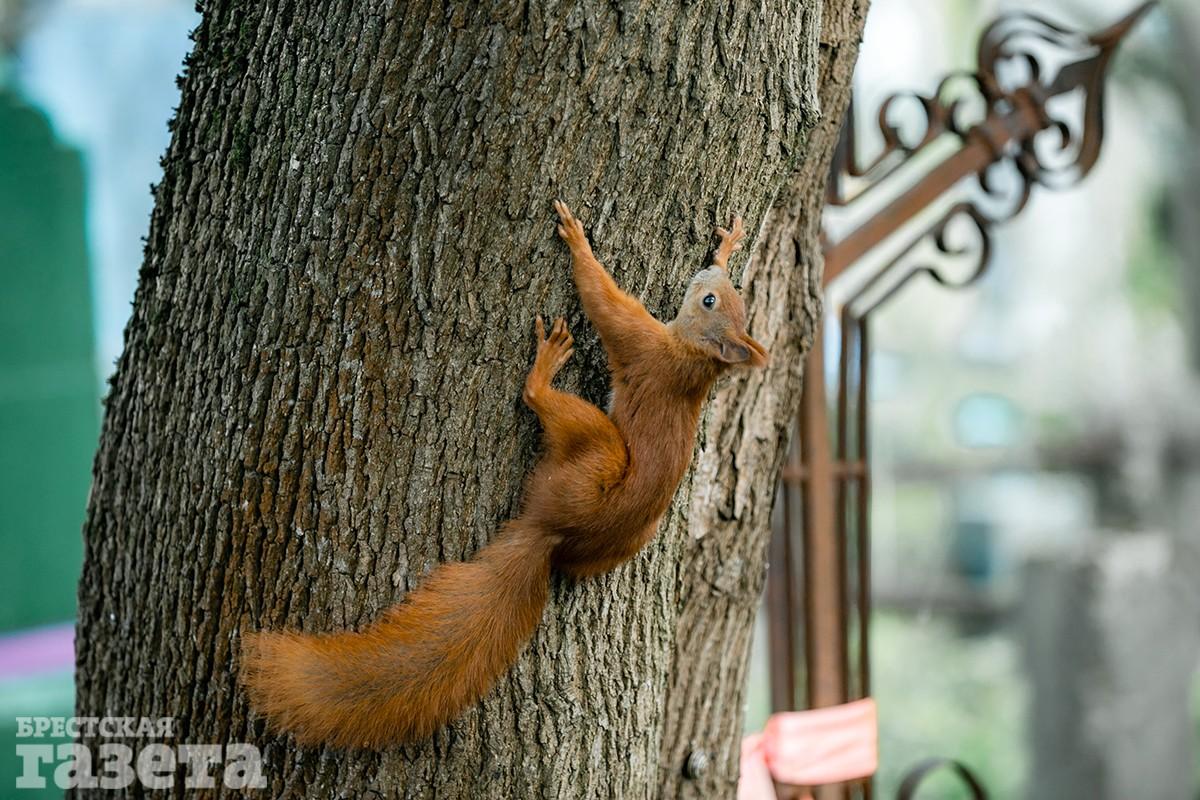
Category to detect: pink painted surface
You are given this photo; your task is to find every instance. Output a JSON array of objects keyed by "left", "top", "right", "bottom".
[
  {"left": 738, "top": 698, "right": 878, "bottom": 800},
  {"left": 0, "top": 623, "right": 75, "bottom": 678},
  {"left": 739, "top": 734, "right": 783, "bottom": 800}
]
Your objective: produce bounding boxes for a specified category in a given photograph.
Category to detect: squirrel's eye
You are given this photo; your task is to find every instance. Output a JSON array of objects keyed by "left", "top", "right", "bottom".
[{"left": 702, "top": 293, "right": 716, "bottom": 309}]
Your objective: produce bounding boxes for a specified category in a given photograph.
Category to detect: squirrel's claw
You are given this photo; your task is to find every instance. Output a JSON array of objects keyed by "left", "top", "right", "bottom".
[
  {"left": 713, "top": 215, "right": 745, "bottom": 269},
  {"left": 535, "top": 315, "right": 573, "bottom": 349},
  {"left": 717, "top": 216, "right": 745, "bottom": 248},
  {"left": 554, "top": 200, "right": 588, "bottom": 249},
  {"left": 530, "top": 316, "right": 574, "bottom": 388}
]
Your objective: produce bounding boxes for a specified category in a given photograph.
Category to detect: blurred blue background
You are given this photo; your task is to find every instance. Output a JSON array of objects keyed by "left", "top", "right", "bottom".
[{"left": 0, "top": 1, "right": 196, "bottom": 794}]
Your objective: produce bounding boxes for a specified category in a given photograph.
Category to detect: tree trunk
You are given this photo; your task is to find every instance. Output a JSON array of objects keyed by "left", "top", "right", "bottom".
[{"left": 75, "top": 1, "right": 867, "bottom": 797}]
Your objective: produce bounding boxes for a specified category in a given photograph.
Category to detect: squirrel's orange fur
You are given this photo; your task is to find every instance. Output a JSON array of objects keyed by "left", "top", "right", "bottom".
[{"left": 240, "top": 201, "right": 767, "bottom": 748}]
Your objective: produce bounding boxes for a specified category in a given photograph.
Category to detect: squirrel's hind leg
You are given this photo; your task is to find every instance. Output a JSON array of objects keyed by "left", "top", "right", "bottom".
[{"left": 524, "top": 317, "right": 625, "bottom": 465}]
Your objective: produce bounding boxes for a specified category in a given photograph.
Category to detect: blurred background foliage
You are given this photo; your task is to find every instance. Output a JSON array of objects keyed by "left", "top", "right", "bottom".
[{"left": 745, "top": 0, "right": 1200, "bottom": 797}]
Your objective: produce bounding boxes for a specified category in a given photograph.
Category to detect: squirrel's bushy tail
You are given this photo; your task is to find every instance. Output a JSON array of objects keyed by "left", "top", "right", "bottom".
[{"left": 240, "top": 520, "right": 555, "bottom": 748}]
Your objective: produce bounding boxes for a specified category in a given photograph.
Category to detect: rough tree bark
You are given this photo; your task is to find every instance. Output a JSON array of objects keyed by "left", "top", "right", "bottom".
[{"left": 76, "top": 1, "right": 867, "bottom": 797}]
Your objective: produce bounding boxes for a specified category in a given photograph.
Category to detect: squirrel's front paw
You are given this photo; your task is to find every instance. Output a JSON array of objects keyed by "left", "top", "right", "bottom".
[
  {"left": 554, "top": 200, "right": 589, "bottom": 251},
  {"left": 716, "top": 216, "right": 745, "bottom": 251}
]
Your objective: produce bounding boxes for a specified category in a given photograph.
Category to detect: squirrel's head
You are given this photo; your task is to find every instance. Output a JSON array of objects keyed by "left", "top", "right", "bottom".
[{"left": 670, "top": 266, "right": 768, "bottom": 369}]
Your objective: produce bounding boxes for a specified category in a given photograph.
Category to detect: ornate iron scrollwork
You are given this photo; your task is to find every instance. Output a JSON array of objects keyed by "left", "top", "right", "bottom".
[{"left": 827, "top": 2, "right": 1154, "bottom": 264}]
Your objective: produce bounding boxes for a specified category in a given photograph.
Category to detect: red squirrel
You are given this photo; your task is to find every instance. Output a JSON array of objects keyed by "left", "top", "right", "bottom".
[{"left": 240, "top": 200, "right": 768, "bottom": 748}]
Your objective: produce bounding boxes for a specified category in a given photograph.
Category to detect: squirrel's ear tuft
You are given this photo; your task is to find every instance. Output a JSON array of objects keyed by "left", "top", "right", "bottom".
[{"left": 746, "top": 336, "right": 769, "bottom": 367}]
